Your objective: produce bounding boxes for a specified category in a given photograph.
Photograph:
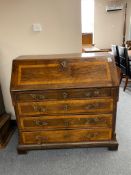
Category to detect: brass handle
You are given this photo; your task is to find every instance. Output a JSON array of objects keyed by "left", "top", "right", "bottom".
[
  {"left": 60, "top": 60, "right": 67, "bottom": 71},
  {"left": 31, "top": 94, "right": 45, "bottom": 100},
  {"left": 34, "top": 120, "right": 48, "bottom": 126},
  {"left": 85, "top": 133, "right": 98, "bottom": 139},
  {"left": 94, "top": 90, "right": 99, "bottom": 95},
  {"left": 86, "top": 118, "right": 99, "bottom": 124},
  {"left": 85, "top": 104, "right": 99, "bottom": 110},
  {"left": 63, "top": 92, "right": 68, "bottom": 99},
  {"left": 33, "top": 105, "right": 46, "bottom": 113},
  {"left": 85, "top": 91, "right": 99, "bottom": 97},
  {"left": 85, "top": 118, "right": 107, "bottom": 125},
  {"left": 35, "top": 136, "right": 48, "bottom": 144}
]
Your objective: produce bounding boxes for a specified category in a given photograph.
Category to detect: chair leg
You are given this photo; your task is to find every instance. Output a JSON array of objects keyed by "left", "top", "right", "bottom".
[
  {"left": 120, "top": 72, "right": 123, "bottom": 84},
  {"left": 124, "top": 76, "right": 128, "bottom": 91}
]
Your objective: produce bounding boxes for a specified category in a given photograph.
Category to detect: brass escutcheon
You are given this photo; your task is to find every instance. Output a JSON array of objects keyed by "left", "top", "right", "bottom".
[{"left": 63, "top": 92, "right": 68, "bottom": 99}]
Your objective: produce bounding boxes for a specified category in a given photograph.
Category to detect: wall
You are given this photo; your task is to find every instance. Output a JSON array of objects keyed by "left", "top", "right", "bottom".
[
  {"left": 0, "top": 0, "right": 81, "bottom": 119},
  {"left": 126, "top": 0, "right": 131, "bottom": 40},
  {"left": 94, "top": 0, "right": 124, "bottom": 49}
]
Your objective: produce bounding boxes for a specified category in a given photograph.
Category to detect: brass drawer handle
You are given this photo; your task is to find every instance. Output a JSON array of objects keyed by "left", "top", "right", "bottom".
[
  {"left": 85, "top": 91, "right": 99, "bottom": 97},
  {"left": 86, "top": 118, "right": 100, "bottom": 124},
  {"left": 31, "top": 94, "right": 45, "bottom": 100},
  {"left": 63, "top": 92, "right": 68, "bottom": 99},
  {"left": 33, "top": 105, "right": 46, "bottom": 113},
  {"left": 85, "top": 118, "right": 107, "bottom": 125},
  {"left": 34, "top": 120, "right": 48, "bottom": 126},
  {"left": 35, "top": 136, "right": 48, "bottom": 144},
  {"left": 85, "top": 133, "right": 99, "bottom": 139},
  {"left": 85, "top": 104, "right": 99, "bottom": 110},
  {"left": 94, "top": 90, "right": 100, "bottom": 95},
  {"left": 85, "top": 92, "right": 91, "bottom": 97}
]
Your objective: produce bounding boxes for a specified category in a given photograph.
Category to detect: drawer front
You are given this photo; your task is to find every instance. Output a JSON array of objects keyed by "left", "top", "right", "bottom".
[
  {"left": 17, "top": 99, "right": 113, "bottom": 116},
  {"left": 20, "top": 129, "right": 112, "bottom": 144},
  {"left": 16, "top": 88, "right": 112, "bottom": 101},
  {"left": 19, "top": 114, "right": 112, "bottom": 130}
]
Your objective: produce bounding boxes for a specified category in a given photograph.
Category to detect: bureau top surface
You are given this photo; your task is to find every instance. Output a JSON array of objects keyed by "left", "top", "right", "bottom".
[{"left": 10, "top": 53, "right": 119, "bottom": 92}]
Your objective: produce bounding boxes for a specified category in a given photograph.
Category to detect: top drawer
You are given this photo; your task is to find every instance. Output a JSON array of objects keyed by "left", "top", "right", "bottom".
[{"left": 15, "top": 88, "right": 112, "bottom": 102}]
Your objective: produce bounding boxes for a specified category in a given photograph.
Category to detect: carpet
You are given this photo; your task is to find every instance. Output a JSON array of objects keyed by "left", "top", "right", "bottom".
[{"left": 0, "top": 85, "right": 131, "bottom": 175}]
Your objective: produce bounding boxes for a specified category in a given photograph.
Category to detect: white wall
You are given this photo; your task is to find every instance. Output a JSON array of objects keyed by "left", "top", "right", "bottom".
[
  {"left": 126, "top": 0, "right": 131, "bottom": 40},
  {"left": 94, "top": 0, "right": 124, "bottom": 49},
  {"left": 0, "top": 0, "right": 81, "bottom": 119},
  {"left": 1, "top": 0, "right": 130, "bottom": 119}
]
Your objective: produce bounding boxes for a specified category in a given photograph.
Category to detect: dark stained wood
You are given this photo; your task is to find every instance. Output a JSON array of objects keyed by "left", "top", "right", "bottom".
[
  {"left": 10, "top": 53, "right": 119, "bottom": 154},
  {"left": 0, "top": 114, "right": 15, "bottom": 149},
  {"left": 15, "top": 88, "right": 112, "bottom": 102},
  {"left": 0, "top": 83, "right": 15, "bottom": 149},
  {"left": 17, "top": 139, "right": 118, "bottom": 153}
]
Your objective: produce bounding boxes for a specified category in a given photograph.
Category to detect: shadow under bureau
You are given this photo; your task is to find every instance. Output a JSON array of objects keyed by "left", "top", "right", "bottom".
[{"left": 10, "top": 53, "right": 119, "bottom": 154}]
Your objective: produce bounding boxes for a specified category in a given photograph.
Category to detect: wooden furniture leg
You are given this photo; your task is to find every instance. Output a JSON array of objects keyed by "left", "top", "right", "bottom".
[
  {"left": 124, "top": 76, "right": 128, "bottom": 91},
  {"left": 120, "top": 72, "right": 123, "bottom": 84}
]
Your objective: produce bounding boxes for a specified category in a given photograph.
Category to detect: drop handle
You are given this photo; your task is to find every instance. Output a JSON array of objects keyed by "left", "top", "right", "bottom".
[
  {"left": 85, "top": 91, "right": 99, "bottom": 97},
  {"left": 34, "top": 120, "right": 48, "bottom": 126},
  {"left": 86, "top": 118, "right": 100, "bottom": 124},
  {"left": 33, "top": 105, "right": 46, "bottom": 113},
  {"left": 94, "top": 91, "right": 99, "bottom": 95},
  {"left": 31, "top": 94, "right": 45, "bottom": 100},
  {"left": 35, "top": 136, "right": 48, "bottom": 144},
  {"left": 85, "top": 133, "right": 99, "bottom": 139},
  {"left": 85, "top": 104, "right": 99, "bottom": 110}
]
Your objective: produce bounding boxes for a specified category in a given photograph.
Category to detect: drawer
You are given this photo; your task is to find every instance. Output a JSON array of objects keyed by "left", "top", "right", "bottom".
[
  {"left": 15, "top": 88, "right": 112, "bottom": 101},
  {"left": 19, "top": 114, "right": 112, "bottom": 130},
  {"left": 17, "top": 99, "right": 113, "bottom": 116},
  {"left": 20, "top": 129, "right": 112, "bottom": 145}
]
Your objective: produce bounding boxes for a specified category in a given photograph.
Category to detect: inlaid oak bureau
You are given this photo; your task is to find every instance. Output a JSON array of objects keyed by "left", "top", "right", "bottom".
[{"left": 10, "top": 53, "right": 119, "bottom": 154}]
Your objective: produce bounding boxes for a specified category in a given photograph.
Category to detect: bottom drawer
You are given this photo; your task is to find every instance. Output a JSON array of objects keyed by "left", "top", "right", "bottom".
[{"left": 20, "top": 129, "right": 112, "bottom": 145}]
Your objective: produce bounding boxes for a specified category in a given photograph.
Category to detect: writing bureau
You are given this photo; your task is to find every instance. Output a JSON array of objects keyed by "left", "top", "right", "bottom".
[{"left": 10, "top": 53, "right": 119, "bottom": 154}]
